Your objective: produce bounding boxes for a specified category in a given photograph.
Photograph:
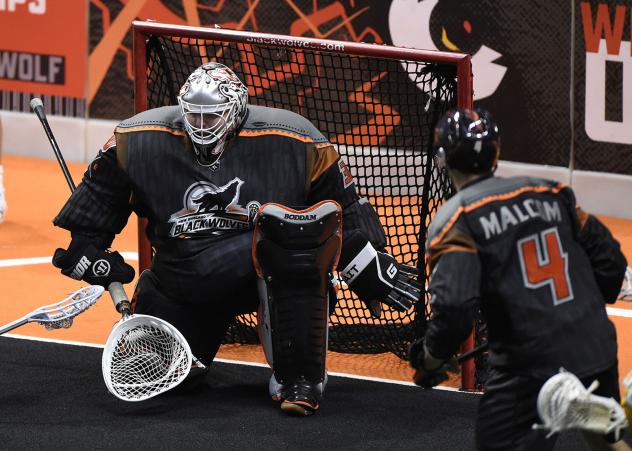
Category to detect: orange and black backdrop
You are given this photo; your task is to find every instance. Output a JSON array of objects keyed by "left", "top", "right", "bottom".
[{"left": 0, "top": 0, "right": 631, "bottom": 175}]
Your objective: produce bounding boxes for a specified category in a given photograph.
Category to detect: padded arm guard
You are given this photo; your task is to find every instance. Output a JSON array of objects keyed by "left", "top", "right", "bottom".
[
  {"left": 53, "top": 147, "right": 132, "bottom": 239},
  {"left": 253, "top": 201, "right": 342, "bottom": 385}
]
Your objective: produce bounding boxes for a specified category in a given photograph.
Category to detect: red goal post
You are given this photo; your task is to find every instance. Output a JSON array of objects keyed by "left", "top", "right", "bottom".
[{"left": 131, "top": 21, "right": 477, "bottom": 390}]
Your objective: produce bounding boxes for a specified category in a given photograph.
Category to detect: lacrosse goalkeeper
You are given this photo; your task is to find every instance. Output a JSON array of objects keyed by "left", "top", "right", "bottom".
[
  {"left": 409, "top": 108, "right": 628, "bottom": 450},
  {"left": 51, "top": 62, "right": 421, "bottom": 416}
]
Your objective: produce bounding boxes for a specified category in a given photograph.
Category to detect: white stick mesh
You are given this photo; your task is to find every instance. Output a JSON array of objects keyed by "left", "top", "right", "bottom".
[
  {"left": 102, "top": 314, "right": 193, "bottom": 402},
  {"left": 533, "top": 369, "right": 629, "bottom": 441},
  {"left": 34, "top": 285, "right": 104, "bottom": 329},
  {"left": 619, "top": 266, "right": 632, "bottom": 301}
]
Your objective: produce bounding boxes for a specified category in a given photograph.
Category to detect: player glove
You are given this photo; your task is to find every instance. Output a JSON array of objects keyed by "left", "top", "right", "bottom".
[
  {"left": 408, "top": 338, "right": 458, "bottom": 389},
  {"left": 52, "top": 237, "right": 135, "bottom": 288},
  {"left": 339, "top": 231, "right": 422, "bottom": 317}
]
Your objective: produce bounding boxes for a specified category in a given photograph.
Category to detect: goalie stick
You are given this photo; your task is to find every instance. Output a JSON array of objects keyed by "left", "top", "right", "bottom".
[
  {"left": 103, "top": 285, "right": 206, "bottom": 401},
  {"left": 30, "top": 97, "right": 205, "bottom": 401}
]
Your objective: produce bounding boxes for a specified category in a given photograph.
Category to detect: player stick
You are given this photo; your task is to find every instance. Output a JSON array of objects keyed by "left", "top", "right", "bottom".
[
  {"left": 0, "top": 285, "right": 104, "bottom": 335},
  {"left": 533, "top": 369, "right": 628, "bottom": 441},
  {"left": 618, "top": 266, "right": 632, "bottom": 301},
  {"left": 29, "top": 97, "right": 125, "bottom": 301},
  {"left": 30, "top": 97, "right": 205, "bottom": 401},
  {"left": 457, "top": 342, "right": 488, "bottom": 364},
  {"left": 29, "top": 98, "right": 76, "bottom": 193}
]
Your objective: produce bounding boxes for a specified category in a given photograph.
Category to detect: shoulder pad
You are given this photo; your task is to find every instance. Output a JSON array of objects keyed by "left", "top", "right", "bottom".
[
  {"left": 428, "top": 175, "right": 565, "bottom": 247},
  {"left": 458, "top": 176, "right": 562, "bottom": 206},
  {"left": 428, "top": 192, "right": 467, "bottom": 246},
  {"left": 115, "top": 106, "right": 185, "bottom": 136},
  {"left": 240, "top": 105, "right": 328, "bottom": 144}
]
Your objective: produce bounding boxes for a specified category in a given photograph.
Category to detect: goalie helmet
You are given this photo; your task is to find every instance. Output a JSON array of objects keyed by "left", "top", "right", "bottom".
[
  {"left": 178, "top": 62, "right": 249, "bottom": 164},
  {"left": 433, "top": 108, "right": 500, "bottom": 174}
]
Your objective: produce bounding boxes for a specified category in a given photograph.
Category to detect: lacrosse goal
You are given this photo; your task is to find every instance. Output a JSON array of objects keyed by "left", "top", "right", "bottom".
[{"left": 131, "top": 21, "right": 479, "bottom": 389}]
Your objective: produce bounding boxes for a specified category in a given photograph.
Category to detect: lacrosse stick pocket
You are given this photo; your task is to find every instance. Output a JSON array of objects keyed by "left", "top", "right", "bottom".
[{"left": 102, "top": 314, "right": 205, "bottom": 402}]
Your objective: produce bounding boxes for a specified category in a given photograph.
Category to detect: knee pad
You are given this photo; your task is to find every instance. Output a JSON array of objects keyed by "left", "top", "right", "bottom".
[{"left": 253, "top": 201, "right": 342, "bottom": 385}]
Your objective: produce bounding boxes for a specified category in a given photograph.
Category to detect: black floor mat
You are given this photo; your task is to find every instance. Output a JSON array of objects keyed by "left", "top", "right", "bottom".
[{"left": 0, "top": 337, "right": 613, "bottom": 450}]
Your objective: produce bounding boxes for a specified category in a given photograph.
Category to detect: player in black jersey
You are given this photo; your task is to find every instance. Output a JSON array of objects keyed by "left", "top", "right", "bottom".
[
  {"left": 409, "top": 108, "right": 628, "bottom": 449},
  {"left": 50, "top": 62, "right": 421, "bottom": 416}
]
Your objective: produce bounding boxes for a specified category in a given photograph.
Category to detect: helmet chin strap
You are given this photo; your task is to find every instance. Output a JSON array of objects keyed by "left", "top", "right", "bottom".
[{"left": 193, "top": 137, "right": 227, "bottom": 171}]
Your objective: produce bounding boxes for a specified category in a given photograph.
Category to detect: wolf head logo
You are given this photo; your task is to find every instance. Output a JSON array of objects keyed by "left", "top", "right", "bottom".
[
  {"left": 191, "top": 178, "right": 241, "bottom": 213},
  {"left": 168, "top": 178, "right": 256, "bottom": 237}
]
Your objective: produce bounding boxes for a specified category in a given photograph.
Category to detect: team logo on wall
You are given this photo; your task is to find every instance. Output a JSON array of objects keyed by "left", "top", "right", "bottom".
[
  {"left": 581, "top": 2, "right": 632, "bottom": 145},
  {"left": 388, "top": 0, "right": 507, "bottom": 100},
  {"left": 168, "top": 178, "right": 260, "bottom": 237}
]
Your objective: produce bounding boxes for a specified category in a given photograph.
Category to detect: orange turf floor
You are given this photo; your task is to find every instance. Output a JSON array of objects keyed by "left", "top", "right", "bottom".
[{"left": 0, "top": 155, "right": 630, "bottom": 390}]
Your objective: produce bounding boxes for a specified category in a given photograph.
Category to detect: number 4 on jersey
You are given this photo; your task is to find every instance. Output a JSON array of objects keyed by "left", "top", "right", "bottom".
[{"left": 517, "top": 227, "right": 574, "bottom": 305}]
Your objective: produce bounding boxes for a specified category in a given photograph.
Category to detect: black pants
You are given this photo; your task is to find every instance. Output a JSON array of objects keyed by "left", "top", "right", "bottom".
[
  {"left": 132, "top": 269, "right": 259, "bottom": 366},
  {"left": 475, "top": 365, "right": 621, "bottom": 451}
]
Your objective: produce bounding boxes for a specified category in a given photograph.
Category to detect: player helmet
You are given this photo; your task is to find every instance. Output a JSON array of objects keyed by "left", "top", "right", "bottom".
[
  {"left": 433, "top": 108, "right": 500, "bottom": 174},
  {"left": 178, "top": 62, "right": 249, "bottom": 162}
]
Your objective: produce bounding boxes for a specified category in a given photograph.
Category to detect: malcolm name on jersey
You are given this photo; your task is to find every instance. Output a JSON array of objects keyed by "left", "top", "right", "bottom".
[{"left": 479, "top": 198, "right": 562, "bottom": 240}]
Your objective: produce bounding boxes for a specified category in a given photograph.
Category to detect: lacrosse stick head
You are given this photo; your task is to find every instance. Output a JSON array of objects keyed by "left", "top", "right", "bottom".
[
  {"left": 32, "top": 285, "right": 104, "bottom": 330},
  {"left": 533, "top": 369, "right": 629, "bottom": 441},
  {"left": 623, "top": 370, "right": 632, "bottom": 427},
  {"left": 618, "top": 266, "right": 632, "bottom": 301},
  {"left": 102, "top": 314, "right": 194, "bottom": 402}
]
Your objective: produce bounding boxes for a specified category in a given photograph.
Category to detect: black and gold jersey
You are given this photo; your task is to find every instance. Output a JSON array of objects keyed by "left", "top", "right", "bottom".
[
  {"left": 424, "top": 175, "right": 626, "bottom": 379},
  {"left": 54, "top": 104, "right": 386, "bottom": 302}
]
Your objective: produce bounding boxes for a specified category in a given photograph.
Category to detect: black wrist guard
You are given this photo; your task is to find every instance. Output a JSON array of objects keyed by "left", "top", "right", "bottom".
[
  {"left": 52, "top": 238, "right": 135, "bottom": 288},
  {"left": 408, "top": 338, "right": 458, "bottom": 389}
]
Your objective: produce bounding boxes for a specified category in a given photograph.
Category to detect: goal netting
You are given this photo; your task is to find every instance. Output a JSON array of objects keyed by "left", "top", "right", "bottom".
[{"left": 133, "top": 22, "right": 479, "bottom": 386}]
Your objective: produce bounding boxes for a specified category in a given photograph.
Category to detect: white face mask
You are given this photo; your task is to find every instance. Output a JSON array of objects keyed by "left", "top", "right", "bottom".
[{"left": 179, "top": 98, "right": 237, "bottom": 152}]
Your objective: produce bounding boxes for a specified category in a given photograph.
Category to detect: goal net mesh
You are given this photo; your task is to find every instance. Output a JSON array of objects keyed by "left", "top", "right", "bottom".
[{"left": 142, "top": 33, "right": 458, "bottom": 360}]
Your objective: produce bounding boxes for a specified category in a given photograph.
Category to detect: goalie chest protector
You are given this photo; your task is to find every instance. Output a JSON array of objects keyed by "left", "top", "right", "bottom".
[{"left": 115, "top": 104, "right": 332, "bottom": 243}]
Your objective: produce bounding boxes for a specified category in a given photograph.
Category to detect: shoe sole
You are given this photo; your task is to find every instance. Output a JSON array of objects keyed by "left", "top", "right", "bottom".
[{"left": 280, "top": 400, "right": 319, "bottom": 416}]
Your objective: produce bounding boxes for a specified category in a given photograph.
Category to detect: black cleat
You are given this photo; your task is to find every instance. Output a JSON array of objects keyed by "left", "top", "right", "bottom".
[{"left": 279, "top": 377, "right": 321, "bottom": 416}]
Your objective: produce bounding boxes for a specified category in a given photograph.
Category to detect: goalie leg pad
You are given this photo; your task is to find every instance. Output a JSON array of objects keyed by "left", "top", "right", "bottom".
[{"left": 254, "top": 201, "right": 342, "bottom": 386}]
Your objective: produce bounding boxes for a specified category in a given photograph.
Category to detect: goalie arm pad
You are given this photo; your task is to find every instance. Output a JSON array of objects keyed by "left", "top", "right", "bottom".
[
  {"left": 53, "top": 142, "right": 132, "bottom": 241},
  {"left": 306, "top": 149, "right": 387, "bottom": 250},
  {"left": 338, "top": 230, "right": 421, "bottom": 313}
]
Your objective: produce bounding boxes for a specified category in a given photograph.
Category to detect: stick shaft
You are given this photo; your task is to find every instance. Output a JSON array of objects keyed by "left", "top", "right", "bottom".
[
  {"left": 0, "top": 317, "right": 29, "bottom": 335},
  {"left": 31, "top": 104, "right": 76, "bottom": 193},
  {"left": 457, "top": 342, "right": 488, "bottom": 364},
  {"left": 108, "top": 282, "right": 132, "bottom": 316}
]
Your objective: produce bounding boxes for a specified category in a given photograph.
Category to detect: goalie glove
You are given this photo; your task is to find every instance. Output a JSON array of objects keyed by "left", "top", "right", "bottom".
[
  {"left": 52, "top": 237, "right": 135, "bottom": 288},
  {"left": 339, "top": 231, "right": 421, "bottom": 316},
  {"left": 408, "top": 338, "right": 458, "bottom": 389}
]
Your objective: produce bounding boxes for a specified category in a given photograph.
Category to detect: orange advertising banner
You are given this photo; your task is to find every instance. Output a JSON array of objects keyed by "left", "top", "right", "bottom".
[{"left": 0, "top": 0, "right": 87, "bottom": 98}]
